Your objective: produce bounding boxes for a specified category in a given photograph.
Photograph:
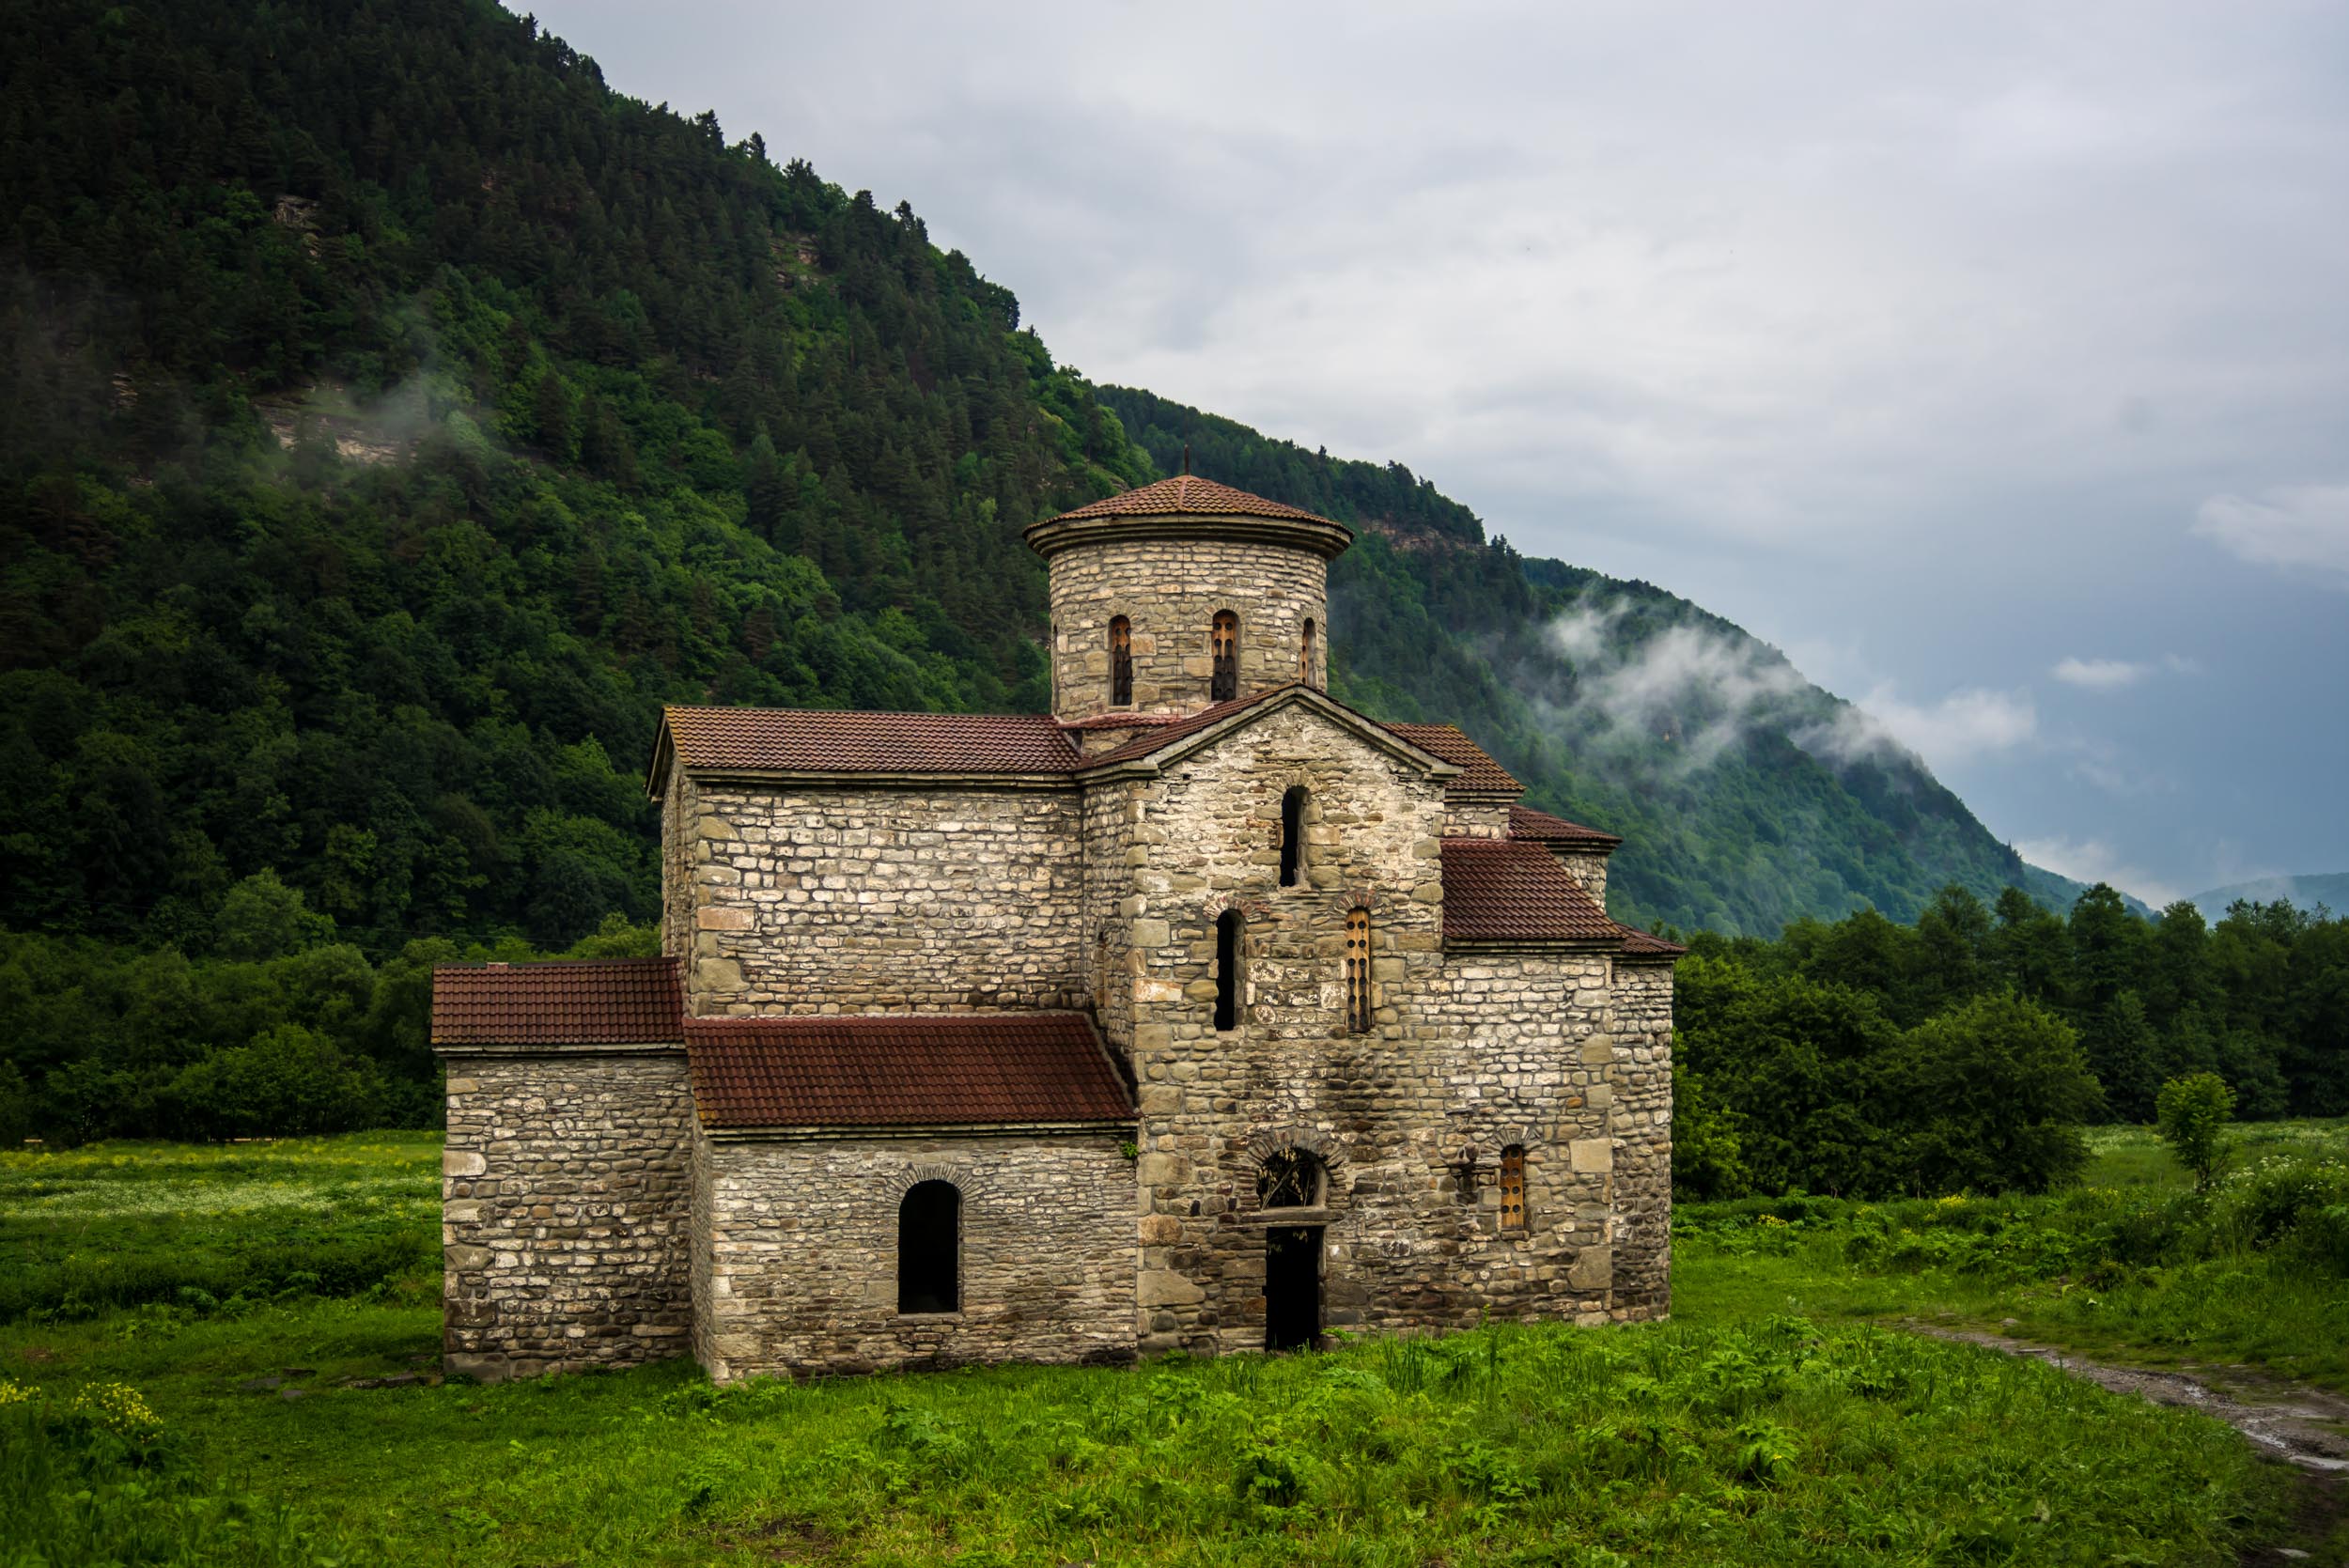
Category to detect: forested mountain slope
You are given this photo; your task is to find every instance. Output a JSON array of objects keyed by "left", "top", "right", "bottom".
[
  {"left": 1099, "top": 390, "right": 2090, "bottom": 932},
  {"left": 2, "top": 0, "right": 2078, "bottom": 966}
]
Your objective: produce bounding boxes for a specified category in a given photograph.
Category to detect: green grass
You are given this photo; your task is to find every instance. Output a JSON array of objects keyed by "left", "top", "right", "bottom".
[
  {"left": 0, "top": 1134, "right": 441, "bottom": 1320},
  {"left": 0, "top": 1129, "right": 2333, "bottom": 1565},
  {"left": 1676, "top": 1120, "right": 2349, "bottom": 1390}
]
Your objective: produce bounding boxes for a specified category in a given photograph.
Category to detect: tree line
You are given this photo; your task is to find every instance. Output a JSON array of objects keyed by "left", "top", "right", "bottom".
[{"left": 1673, "top": 884, "right": 2349, "bottom": 1198}]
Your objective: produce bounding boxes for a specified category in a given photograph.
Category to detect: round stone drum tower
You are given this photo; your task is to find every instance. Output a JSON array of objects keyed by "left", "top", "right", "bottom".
[{"left": 1023, "top": 474, "right": 1354, "bottom": 723}]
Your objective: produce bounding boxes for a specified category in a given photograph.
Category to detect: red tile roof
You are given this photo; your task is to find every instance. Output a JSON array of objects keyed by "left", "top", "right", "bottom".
[
  {"left": 1383, "top": 724, "right": 1523, "bottom": 797},
  {"left": 661, "top": 706, "right": 1081, "bottom": 778},
  {"left": 1042, "top": 474, "right": 1337, "bottom": 526},
  {"left": 1508, "top": 803, "right": 1624, "bottom": 849},
  {"left": 1439, "top": 840, "right": 1621, "bottom": 943},
  {"left": 684, "top": 1013, "right": 1135, "bottom": 1129},
  {"left": 1618, "top": 926, "right": 1688, "bottom": 958},
  {"left": 1078, "top": 688, "right": 1287, "bottom": 768},
  {"left": 431, "top": 959, "right": 684, "bottom": 1046}
]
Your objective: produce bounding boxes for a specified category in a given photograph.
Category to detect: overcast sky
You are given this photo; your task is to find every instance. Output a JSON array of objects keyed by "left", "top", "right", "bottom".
[{"left": 526, "top": 0, "right": 2349, "bottom": 906}]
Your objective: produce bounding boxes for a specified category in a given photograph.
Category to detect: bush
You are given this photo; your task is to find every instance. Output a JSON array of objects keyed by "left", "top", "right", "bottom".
[
  {"left": 157, "top": 1025, "right": 392, "bottom": 1140},
  {"left": 2155, "top": 1072, "right": 2234, "bottom": 1190},
  {"left": 1885, "top": 993, "right": 2099, "bottom": 1195}
]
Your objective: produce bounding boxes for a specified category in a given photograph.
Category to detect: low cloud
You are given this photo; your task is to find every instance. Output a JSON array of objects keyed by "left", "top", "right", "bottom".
[
  {"left": 2050, "top": 653, "right": 2201, "bottom": 691},
  {"left": 1543, "top": 601, "right": 2036, "bottom": 780},
  {"left": 1541, "top": 603, "right": 1811, "bottom": 770},
  {"left": 1804, "top": 685, "right": 2038, "bottom": 774},
  {"left": 2013, "top": 835, "right": 2182, "bottom": 907},
  {"left": 2192, "top": 484, "right": 2349, "bottom": 584},
  {"left": 2053, "top": 656, "right": 2149, "bottom": 690}
]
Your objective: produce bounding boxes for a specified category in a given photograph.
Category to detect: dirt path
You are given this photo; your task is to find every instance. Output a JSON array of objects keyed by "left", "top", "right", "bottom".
[
  {"left": 1907, "top": 1323, "right": 2349, "bottom": 1562},
  {"left": 1906, "top": 1322, "right": 2349, "bottom": 1473}
]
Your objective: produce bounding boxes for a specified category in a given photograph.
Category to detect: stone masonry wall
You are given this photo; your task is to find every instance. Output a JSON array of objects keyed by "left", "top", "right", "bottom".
[
  {"left": 1608, "top": 958, "right": 1675, "bottom": 1318},
  {"left": 1048, "top": 536, "right": 1328, "bottom": 722},
  {"left": 1553, "top": 849, "right": 1610, "bottom": 907},
  {"left": 1446, "top": 800, "right": 1512, "bottom": 839},
  {"left": 1422, "top": 952, "right": 1622, "bottom": 1322},
  {"left": 661, "top": 767, "right": 698, "bottom": 963},
  {"left": 441, "top": 1050, "right": 695, "bottom": 1379},
  {"left": 697, "top": 1130, "right": 1138, "bottom": 1380},
  {"left": 1081, "top": 780, "right": 1143, "bottom": 1060},
  {"left": 677, "top": 784, "right": 1085, "bottom": 1016},
  {"left": 1120, "top": 708, "right": 1461, "bottom": 1352}
]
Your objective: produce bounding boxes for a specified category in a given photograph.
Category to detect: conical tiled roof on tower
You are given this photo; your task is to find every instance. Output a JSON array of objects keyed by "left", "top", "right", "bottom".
[{"left": 1040, "top": 474, "right": 1338, "bottom": 527}]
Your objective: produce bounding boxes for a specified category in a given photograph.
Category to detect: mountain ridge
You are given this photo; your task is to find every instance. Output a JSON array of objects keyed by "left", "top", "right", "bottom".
[
  {"left": 2191, "top": 873, "right": 2349, "bottom": 922},
  {"left": 0, "top": 0, "right": 2108, "bottom": 960}
]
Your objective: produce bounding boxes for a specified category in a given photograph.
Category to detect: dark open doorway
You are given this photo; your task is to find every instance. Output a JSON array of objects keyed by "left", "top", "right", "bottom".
[{"left": 1265, "top": 1226, "right": 1322, "bottom": 1352}]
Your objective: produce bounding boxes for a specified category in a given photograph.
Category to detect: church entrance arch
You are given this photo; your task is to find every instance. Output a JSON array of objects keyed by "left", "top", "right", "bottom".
[{"left": 1265, "top": 1226, "right": 1323, "bottom": 1351}]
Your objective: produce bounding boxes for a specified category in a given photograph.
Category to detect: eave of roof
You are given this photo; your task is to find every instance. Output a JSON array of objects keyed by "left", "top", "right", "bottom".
[
  {"left": 1507, "top": 803, "right": 1624, "bottom": 850},
  {"left": 1024, "top": 475, "right": 1353, "bottom": 560}
]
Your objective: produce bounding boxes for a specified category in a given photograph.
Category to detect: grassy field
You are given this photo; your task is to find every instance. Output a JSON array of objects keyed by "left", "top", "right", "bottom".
[
  {"left": 0, "top": 1126, "right": 2339, "bottom": 1566},
  {"left": 1676, "top": 1120, "right": 2349, "bottom": 1393}
]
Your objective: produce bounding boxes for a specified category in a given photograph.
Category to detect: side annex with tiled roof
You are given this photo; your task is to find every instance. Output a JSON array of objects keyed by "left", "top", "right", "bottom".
[{"left": 434, "top": 471, "right": 1678, "bottom": 1382}]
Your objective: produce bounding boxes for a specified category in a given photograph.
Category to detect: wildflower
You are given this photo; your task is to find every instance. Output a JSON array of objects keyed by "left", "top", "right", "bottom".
[
  {"left": 71, "top": 1381, "right": 163, "bottom": 1444},
  {"left": 0, "top": 1379, "right": 35, "bottom": 1407}
]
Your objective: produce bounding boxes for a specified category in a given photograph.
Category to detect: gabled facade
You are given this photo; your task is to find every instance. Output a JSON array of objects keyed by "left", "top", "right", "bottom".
[{"left": 434, "top": 475, "right": 1679, "bottom": 1381}]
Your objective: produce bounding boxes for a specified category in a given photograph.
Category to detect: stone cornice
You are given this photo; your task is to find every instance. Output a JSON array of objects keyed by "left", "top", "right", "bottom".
[
  {"left": 701, "top": 1118, "right": 1137, "bottom": 1143},
  {"left": 1023, "top": 510, "right": 1354, "bottom": 562},
  {"left": 434, "top": 1042, "right": 685, "bottom": 1059},
  {"left": 682, "top": 768, "right": 1080, "bottom": 793}
]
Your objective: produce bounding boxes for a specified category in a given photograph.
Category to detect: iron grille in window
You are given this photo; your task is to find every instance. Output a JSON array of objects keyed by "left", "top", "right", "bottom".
[
  {"left": 1344, "top": 908, "right": 1372, "bottom": 1032},
  {"left": 1257, "top": 1151, "right": 1323, "bottom": 1209},
  {"left": 1110, "top": 616, "right": 1132, "bottom": 706},
  {"left": 1299, "top": 618, "right": 1316, "bottom": 685},
  {"left": 1210, "top": 611, "right": 1238, "bottom": 702}
]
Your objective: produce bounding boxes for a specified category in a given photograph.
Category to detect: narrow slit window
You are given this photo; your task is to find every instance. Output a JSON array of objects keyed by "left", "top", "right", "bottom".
[
  {"left": 1110, "top": 615, "right": 1132, "bottom": 706},
  {"left": 1344, "top": 908, "right": 1372, "bottom": 1032},
  {"left": 1299, "top": 618, "right": 1316, "bottom": 685},
  {"left": 897, "top": 1180, "right": 960, "bottom": 1313},
  {"left": 1279, "top": 786, "right": 1306, "bottom": 887},
  {"left": 1211, "top": 611, "right": 1239, "bottom": 702},
  {"left": 1215, "top": 908, "right": 1243, "bottom": 1032},
  {"left": 1499, "top": 1146, "right": 1527, "bottom": 1231}
]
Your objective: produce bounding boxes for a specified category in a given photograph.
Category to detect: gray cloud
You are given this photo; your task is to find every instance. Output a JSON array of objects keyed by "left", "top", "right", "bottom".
[{"left": 528, "top": 0, "right": 2349, "bottom": 893}]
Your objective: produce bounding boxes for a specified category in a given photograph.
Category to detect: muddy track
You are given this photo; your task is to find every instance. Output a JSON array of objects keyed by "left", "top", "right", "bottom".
[
  {"left": 1905, "top": 1322, "right": 2349, "bottom": 1474},
  {"left": 1906, "top": 1324, "right": 2348, "bottom": 1564}
]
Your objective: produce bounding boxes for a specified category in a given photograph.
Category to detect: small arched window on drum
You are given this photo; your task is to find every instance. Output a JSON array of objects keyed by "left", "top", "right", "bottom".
[
  {"left": 1210, "top": 611, "right": 1239, "bottom": 702},
  {"left": 1299, "top": 617, "right": 1316, "bottom": 685},
  {"left": 1109, "top": 615, "right": 1132, "bottom": 706}
]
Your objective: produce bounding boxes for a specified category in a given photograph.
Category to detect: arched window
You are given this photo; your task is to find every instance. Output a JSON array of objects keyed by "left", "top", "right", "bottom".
[
  {"left": 1344, "top": 908, "right": 1372, "bottom": 1032},
  {"left": 1499, "top": 1146, "right": 1527, "bottom": 1230},
  {"left": 1279, "top": 786, "right": 1307, "bottom": 887},
  {"left": 1215, "top": 908, "right": 1243, "bottom": 1032},
  {"left": 1210, "top": 611, "right": 1239, "bottom": 702},
  {"left": 1109, "top": 615, "right": 1132, "bottom": 706},
  {"left": 1257, "top": 1150, "right": 1325, "bottom": 1210},
  {"left": 897, "top": 1180, "right": 960, "bottom": 1313},
  {"left": 1299, "top": 618, "right": 1316, "bottom": 685}
]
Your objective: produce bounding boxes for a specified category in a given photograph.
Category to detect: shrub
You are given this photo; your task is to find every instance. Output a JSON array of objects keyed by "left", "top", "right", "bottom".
[
  {"left": 1885, "top": 993, "right": 2099, "bottom": 1195},
  {"left": 2155, "top": 1072, "right": 2234, "bottom": 1190}
]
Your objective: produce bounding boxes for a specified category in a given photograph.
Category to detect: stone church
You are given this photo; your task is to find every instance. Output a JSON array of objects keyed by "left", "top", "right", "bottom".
[{"left": 431, "top": 474, "right": 1680, "bottom": 1382}]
